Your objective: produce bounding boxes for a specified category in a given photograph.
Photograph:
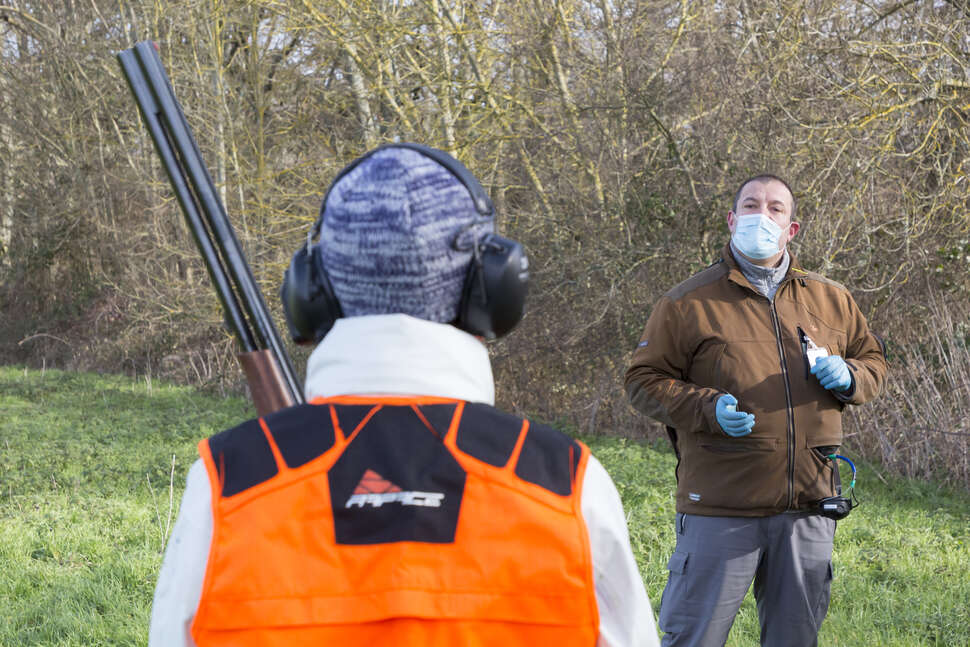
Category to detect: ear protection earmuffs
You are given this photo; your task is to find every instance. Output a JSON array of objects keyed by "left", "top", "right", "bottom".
[{"left": 280, "top": 143, "right": 529, "bottom": 344}]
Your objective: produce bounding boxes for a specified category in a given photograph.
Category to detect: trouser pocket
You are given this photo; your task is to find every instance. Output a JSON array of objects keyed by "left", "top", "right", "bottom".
[
  {"left": 658, "top": 551, "right": 690, "bottom": 634},
  {"left": 812, "top": 561, "right": 834, "bottom": 623}
]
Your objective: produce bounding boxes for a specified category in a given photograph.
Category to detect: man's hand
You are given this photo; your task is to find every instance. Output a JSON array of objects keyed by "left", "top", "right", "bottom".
[
  {"left": 715, "top": 394, "right": 755, "bottom": 437},
  {"left": 811, "top": 355, "right": 853, "bottom": 392}
]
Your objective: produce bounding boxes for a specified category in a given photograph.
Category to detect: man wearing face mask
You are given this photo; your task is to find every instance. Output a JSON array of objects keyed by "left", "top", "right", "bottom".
[{"left": 624, "top": 175, "right": 887, "bottom": 646}]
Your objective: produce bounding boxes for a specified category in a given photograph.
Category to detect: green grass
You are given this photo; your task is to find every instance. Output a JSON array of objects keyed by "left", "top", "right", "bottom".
[
  {"left": 0, "top": 366, "right": 251, "bottom": 645},
  {"left": 2, "top": 366, "right": 969, "bottom": 646}
]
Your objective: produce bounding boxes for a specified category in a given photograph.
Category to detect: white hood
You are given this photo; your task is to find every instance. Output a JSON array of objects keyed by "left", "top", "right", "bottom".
[{"left": 304, "top": 313, "right": 494, "bottom": 405}]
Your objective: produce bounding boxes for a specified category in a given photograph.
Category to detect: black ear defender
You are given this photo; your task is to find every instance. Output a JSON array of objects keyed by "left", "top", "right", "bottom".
[
  {"left": 280, "top": 142, "right": 529, "bottom": 344},
  {"left": 456, "top": 232, "right": 529, "bottom": 340},
  {"left": 280, "top": 232, "right": 342, "bottom": 345},
  {"left": 817, "top": 452, "right": 859, "bottom": 520}
]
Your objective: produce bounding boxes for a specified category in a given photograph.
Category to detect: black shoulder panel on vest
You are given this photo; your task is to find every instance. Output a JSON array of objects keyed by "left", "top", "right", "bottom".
[
  {"left": 263, "top": 404, "right": 336, "bottom": 469},
  {"left": 208, "top": 419, "right": 279, "bottom": 498},
  {"left": 455, "top": 402, "right": 524, "bottom": 467},
  {"left": 514, "top": 421, "right": 580, "bottom": 496},
  {"left": 417, "top": 403, "right": 458, "bottom": 438},
  {"left": 334, "top": 404, "right": 375, "bottom": 436}
]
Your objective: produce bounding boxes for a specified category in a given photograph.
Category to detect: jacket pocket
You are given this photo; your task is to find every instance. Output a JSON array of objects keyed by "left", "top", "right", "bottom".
[
  {"left": 793, "top": 444, "right": 838, "bottom": 506},
  {"left": 683, "top": 435, "right": 786, "bottom": 511},
  {"left": 810, "top": 445, "right": 839, "bottom": 462},
  {"left": 699, "top": 436, "right": 778, "bottom": 454}
]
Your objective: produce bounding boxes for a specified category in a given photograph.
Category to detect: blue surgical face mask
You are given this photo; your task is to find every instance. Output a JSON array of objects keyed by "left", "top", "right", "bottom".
[{"left": 732, "top": 213, "right": 783, "bottom": 259}]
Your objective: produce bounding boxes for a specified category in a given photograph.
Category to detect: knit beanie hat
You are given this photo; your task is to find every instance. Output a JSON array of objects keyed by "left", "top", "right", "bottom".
[{"left": 317, "top": 146, "right": 494, "bottom": 323}]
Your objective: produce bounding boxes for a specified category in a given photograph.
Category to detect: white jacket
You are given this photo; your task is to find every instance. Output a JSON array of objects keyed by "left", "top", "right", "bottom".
[{"left": 149, "top": 314, "right": 659, "bottom": 646}]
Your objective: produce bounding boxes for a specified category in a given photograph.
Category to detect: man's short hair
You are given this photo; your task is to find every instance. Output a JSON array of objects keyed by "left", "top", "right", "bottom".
[{"left": 732, "top": 174, "right": 796, "bottom": 220}]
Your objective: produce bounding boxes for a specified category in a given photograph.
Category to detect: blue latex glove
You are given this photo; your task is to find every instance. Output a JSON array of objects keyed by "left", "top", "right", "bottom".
[
  {"left": 811, "top": 355, "right": 853, "bottom": 392},
  {"left": 715, "top": 394, "right": 755, "bottom": 437}
]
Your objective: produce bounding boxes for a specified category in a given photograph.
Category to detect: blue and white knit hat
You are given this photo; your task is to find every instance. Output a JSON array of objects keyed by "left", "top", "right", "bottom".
[{"left": 318, "top": 146, "right": 493, "bottom": 323}]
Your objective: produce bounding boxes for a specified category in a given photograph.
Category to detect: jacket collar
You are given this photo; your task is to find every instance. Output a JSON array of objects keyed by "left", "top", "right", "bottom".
[
  {"left": 304, "top": 314, "right": 495, "bottom": 404},
  {"left": 721, "top": 243, "right": 804, "bottom": 291}
]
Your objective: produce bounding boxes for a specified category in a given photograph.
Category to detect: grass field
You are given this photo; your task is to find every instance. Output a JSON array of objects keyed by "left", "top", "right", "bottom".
[{"left": 1, "top": 365, "right": 968, "bottom": 646}]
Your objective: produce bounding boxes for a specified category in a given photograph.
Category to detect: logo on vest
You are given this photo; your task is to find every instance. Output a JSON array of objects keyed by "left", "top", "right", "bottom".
[{"left": 344, "top": 469, "right": 445, "bottom": 509}]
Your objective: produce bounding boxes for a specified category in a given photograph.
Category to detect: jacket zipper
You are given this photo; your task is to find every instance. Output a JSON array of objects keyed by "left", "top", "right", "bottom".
[{"left": 769, "top": 299, "right": 796, "bottom": 510}]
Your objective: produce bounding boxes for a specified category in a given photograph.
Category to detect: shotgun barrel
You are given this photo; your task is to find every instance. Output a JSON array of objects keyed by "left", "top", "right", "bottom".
[{"left": 118, "top": 41, "right": 303, "bottom": 415}]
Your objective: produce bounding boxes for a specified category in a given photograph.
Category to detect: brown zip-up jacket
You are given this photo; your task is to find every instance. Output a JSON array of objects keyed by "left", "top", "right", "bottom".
[{"left": 625, "top": 244, "right": 887, "bottom": 516}]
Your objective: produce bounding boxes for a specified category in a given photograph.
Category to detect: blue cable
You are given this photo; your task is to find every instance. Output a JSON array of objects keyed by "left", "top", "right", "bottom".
[{"left": 827, "top": 454, "right": 857, "bottom": 489}]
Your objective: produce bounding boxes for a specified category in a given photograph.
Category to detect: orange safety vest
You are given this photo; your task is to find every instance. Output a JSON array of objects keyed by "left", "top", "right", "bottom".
[{"left": 191, "top": 395, "right": 599, "bottom": 647}]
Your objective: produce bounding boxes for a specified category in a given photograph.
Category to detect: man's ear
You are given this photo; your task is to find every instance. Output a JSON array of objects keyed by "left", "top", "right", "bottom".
[
  {"left": 727, "top": 211, "right": 737, "bottom": 232},
  {"left": 788, "top": 221, "right": 800, "bottom": 241}
]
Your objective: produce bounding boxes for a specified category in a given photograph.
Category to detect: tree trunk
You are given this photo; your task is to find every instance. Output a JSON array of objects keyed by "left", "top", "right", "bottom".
[{"left": 0, "top": 72, "right": 13, "bottom": 264}]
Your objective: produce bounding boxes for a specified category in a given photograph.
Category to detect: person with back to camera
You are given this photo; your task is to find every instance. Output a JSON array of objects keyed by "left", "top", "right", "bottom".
[
  {"left": 148, "top": 143, "right": 661, "bottom": 646},
  {"left": 624, "top": 174, "right": 887, "bottom": 647}
]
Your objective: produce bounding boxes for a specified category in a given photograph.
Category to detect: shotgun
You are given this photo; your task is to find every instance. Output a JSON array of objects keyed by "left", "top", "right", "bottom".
[{"left": 117, "top": 41, "right": 304, "bottom": 416}]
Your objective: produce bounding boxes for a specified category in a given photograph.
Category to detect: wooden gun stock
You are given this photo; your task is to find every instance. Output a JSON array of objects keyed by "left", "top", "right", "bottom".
[{"left": 237, "top": 349, "right": 297, "bottom": 416}]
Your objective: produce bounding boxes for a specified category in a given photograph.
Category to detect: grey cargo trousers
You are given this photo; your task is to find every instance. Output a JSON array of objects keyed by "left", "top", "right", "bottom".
[{"left": 658, "top": 511, "right": 835, "bottom": 647}]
